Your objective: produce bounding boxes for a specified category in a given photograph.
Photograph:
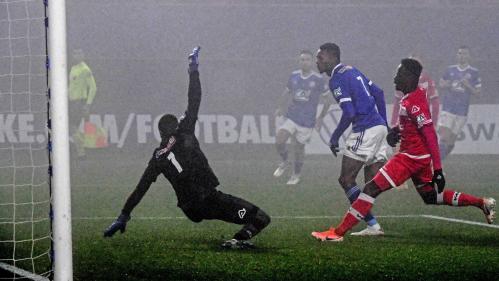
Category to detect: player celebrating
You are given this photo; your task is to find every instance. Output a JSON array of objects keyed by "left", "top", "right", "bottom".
[
  {"left": 311, "top": 58, "right": 495, "bottom": 242},
  {"left": 315, "top": 43, "right": 389, "bottom": 236},
  {"left": 274, "top": 50, "right": 332, "bottom": 185},
  {"left": 438, "top": 46, "right": 481, "bottom": 160},
  {"left": 104, "top": 47, "right": 270, "bottom": 249}
]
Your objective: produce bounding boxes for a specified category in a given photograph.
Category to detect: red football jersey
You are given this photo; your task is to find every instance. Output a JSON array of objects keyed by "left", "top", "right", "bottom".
[{"left": 398, "top": 87, "right": 433, "bottom": 156}]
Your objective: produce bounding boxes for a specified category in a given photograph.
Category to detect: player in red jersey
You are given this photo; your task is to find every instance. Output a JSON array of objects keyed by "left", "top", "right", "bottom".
[{"left": 311, "top": 58, "right": 496, "bottom": 242}]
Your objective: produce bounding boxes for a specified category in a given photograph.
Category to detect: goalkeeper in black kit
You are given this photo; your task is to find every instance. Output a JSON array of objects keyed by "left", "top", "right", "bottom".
[{"left": 104, "top": 47, "right": 270, "bottom": 249}]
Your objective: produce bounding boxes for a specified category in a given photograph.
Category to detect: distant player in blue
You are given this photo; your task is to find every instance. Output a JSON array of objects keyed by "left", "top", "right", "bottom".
[
  {"left": 274, "top": 50, "right": 332, "bottom": 185},
  {"left": 438, "top": 46, "right": 481, "bottom": 160},
  {"left": 316, "top": 43, "right": 390, "bottom": 236}
]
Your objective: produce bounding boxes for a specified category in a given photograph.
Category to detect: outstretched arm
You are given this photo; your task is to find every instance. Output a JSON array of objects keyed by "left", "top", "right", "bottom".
[
  {"left": 178, "top": 47, "right": 202, "bottom": 134},
  {"left": 104, "top": 162, "right": 159, "bottom": 237}
]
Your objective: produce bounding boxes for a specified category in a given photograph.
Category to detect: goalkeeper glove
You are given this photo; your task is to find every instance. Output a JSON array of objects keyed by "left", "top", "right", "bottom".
[
  {"left": 188, "top": 46, "right": 201, "bottom": 73},
  {"left": 386, "top": 127, "right": 401, "bottom": 147},
  {"left": 432, "top": 169, "right": 446, "bottom": 193},
  {"left": 103, "top": 213, "right": 130, "bottom": 238}
]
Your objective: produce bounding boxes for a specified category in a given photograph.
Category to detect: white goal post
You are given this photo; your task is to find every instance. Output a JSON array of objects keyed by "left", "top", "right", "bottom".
[{"left": 47, "top": 0, "right": 73, "bottom": 280}]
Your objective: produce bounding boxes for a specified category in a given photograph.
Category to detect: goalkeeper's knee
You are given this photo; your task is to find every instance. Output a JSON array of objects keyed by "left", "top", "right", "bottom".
[{"left": 252, "top": 208, "right": 271, "bottom": 231}]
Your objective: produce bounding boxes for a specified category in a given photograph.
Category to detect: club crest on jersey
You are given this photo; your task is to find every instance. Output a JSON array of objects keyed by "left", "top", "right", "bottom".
[
  {"left": 333, "top": 87, "right": 342, "bottom": 98},
  {"left": 155, "top": 136, "right": 176, "bottom": 158},
  {"left": 238, "top": 208, "right": 246, "bottom": 219},
  {"left": 309, "top": 81, "right": 316, "bottom": 88},
  {"left": 411, "top": 105, "right": 420, "bottom": 114}
]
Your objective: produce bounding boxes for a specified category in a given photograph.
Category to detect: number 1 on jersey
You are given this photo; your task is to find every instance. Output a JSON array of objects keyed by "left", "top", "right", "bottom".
[
  {"left": 356, "top": 76, "right": 371, "bottom": 97},
  {"left": 167, "top": 152, "right": 183, "bottom": 173}
]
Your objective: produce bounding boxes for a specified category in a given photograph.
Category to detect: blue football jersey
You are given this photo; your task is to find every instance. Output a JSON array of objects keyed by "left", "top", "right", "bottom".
[
  {"left": 329, "top": 64, "right": 386, "bottom": 133},
  {"left": 441, "top": 65, "right": 481, "bottom": 116},
  {"left": 285, "top": 70, "right": 329, "bottom": 128}
]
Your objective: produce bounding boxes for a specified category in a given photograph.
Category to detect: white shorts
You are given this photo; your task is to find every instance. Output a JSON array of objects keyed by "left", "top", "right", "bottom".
[
  {"left": 276, "top": 117, "right": 314, "bottom": 144},
  {"left": 343, "top": 125, "right": 390, "bottom": 165},
  {"left": 438, "top": 111, "right": 467, "bottom": 135}
]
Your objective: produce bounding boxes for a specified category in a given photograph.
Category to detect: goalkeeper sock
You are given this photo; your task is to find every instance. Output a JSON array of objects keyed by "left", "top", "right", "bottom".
[
  {"left": 440, "top": 189, "right": 483, "bottom": 207},
  {"left": 336, "top": 193, "right": 375, "bottom": 236},
  {"left": 344, "top": 185, "right": 378, "bottom": 227}
]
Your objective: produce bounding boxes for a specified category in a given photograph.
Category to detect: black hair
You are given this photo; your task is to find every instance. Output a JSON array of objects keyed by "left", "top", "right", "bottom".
[
  {"left": 401, "top": 58, "right": 422, "bottom": 78},
  {"left": 158, "top": 114, "right": 178, "bottom": 139},
  {"left": 319, "top": 43, "right": 341, "bottom": 62}
]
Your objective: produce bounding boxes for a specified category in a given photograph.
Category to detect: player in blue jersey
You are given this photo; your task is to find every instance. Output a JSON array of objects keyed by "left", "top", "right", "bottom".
[
  {"left": 438, "top": 46, "right": 481, "bottom": 160},
  {"left": 315, "top": 43, "right": 390, "bottom": 236},
  {"left": 274, "top": 50, "right": 333, "bottom": 185}
]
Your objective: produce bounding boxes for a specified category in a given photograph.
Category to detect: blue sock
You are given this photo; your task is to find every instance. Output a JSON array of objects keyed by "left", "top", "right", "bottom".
[{"left": 345, "top": 185, "right": 378, "bottom": 226}]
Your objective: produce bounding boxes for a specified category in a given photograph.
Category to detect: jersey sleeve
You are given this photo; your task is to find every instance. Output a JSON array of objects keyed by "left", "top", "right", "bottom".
[
  {"left": 178, "top": 71, "right": 201, "bottom": 134},
  {"left": 121, "top": 157, "right": 161, "bottom": 216},
  {"left": 368, "top": 79, "right": 387, "bottom": 125},
  {"left": 85, "top": 67, "right": 97, "bottom": 105},
  {"left": 408, "top": 95, "right": 433, "bottom": 129},
  {"left": 331, "top": 75, "right": 352, "bottom": 106},
  {"left": 472, "top": 70, "right": 482, "bottom": 89}
]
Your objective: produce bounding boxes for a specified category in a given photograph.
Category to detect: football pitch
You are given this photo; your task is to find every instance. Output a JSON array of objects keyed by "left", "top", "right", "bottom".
[
  {"left": 3, "top": 147, "right": 498, "bottom": 280},
  {"left": 64, "top": 147, "right": 499, "bottom": 281}
]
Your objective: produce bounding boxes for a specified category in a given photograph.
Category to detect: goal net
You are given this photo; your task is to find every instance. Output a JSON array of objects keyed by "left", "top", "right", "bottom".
[{"left": 0, "top": 0, "right": 52, "bottom": 279}]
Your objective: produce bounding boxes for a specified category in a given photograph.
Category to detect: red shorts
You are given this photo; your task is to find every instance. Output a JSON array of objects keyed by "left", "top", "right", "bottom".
[{"left": 373, "top": 153, "right": 433, "bottom": 191}]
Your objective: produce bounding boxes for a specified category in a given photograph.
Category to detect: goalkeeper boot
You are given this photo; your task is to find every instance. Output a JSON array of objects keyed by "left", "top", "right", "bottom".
[
  {"left": 273, "top": 161, "right": 289, "bottom": 178},
  {"left": 482, "top": 197, "right": 496, "bottom": 224},
  {"left": 221, "top": 239, "right": 256, "bottom": 249},
  {"left": 350, "top": 224, "right": 385, "bottom": 236}
]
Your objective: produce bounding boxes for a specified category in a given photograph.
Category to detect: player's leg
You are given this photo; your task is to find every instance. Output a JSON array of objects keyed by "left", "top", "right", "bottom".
[
  {"left": 338, "top": 155, "right": 381, "bottom": 230},
  {"left": 274, "top": 119, "right": 294, "bottom": 177},
  {"left": 413, "top": 167, "right": 496, "bottom": 224},
  {"left": 344, "top": 125, "right": 388, "bottom": 234},
  {"left": 438, "top": 111, "right": 457, "bottom": 160},
  {"left": 312, "top": 154, "right": 413, "bottom": 241},
  {"left": 200, "top": 191, "right": 271, "bottom": 247},
  {"left": 69, "top": 100, "right": 86, "bottom": 158},
  {"left": 287, "top": 124, "right": 312, "bottom": 185},
  {"left": 287, "top": 140, "right": 304, "bottom": 185}
]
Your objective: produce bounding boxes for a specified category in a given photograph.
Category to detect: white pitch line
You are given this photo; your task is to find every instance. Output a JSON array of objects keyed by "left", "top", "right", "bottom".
[
  {"left": 0, "top": 262, "right": 49, "bottom": 281},
  {"left": 421, "top": 215, "right": 499, "bottom": 229},
  {"left": 72, "top": 214, "right": 422, "bottom": 220}
]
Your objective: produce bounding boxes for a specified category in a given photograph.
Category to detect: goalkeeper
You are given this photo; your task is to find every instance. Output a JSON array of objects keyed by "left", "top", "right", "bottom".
[{"left": 104, "top": 47, "right": 270, "bottom": 249}]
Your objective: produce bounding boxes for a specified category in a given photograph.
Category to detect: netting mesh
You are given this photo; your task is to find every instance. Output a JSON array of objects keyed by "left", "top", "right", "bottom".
[{"left": 0, "top": 0, "right": 51, "bottom": 279}]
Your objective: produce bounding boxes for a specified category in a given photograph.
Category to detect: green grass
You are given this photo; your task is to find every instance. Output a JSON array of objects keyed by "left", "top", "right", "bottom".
[{"left": 3, "top": 147, "right": 499, "bottom": 280}]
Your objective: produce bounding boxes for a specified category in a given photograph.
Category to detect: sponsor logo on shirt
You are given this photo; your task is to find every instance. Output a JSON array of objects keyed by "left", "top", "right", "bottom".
[
  {"left": 333, "top": 87, "right": 342, "bottom": 98},
  {"left": 155, "top": 136, "right": 176, "bottom": 158},
  {"left": 416, "top": 114, "right": 426, "bottom": 126}
]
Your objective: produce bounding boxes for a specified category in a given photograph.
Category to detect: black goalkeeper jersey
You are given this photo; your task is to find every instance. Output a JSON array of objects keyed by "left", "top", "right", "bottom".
[{"left": 122, "top": 71, "right": 219, "bottom": 214}]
